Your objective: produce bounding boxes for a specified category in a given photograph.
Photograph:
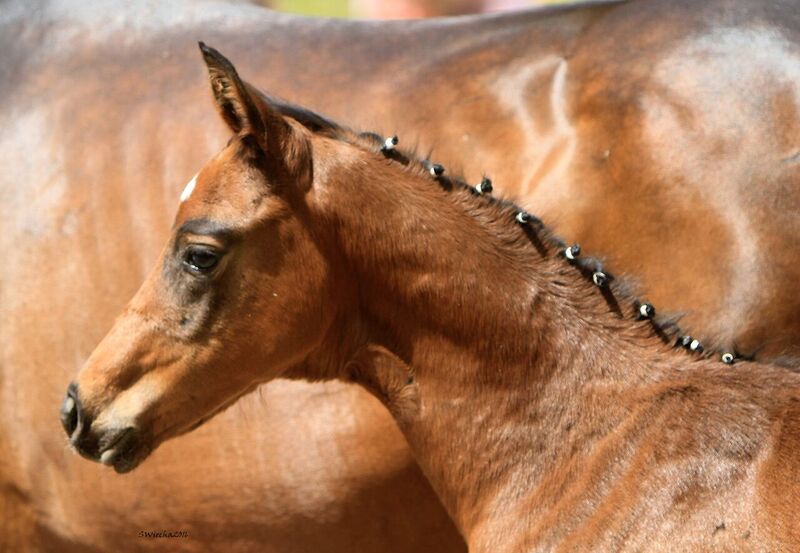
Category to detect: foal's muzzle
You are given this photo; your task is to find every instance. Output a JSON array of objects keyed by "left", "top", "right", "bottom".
[{"left": 60, "top": 382, "right": 141, "bottom": 472}]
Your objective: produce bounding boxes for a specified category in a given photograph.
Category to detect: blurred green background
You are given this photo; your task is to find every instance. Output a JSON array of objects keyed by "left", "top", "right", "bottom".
[{"left": 272, "top": 0, "right": 350, "bottom": 17}]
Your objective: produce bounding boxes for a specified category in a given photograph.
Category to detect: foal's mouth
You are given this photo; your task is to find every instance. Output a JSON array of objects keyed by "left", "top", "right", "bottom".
[{"left": 97, "top": 427, "right": 151, "bottom": 474}]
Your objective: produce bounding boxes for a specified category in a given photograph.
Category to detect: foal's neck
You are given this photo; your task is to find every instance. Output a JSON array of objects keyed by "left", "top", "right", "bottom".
[{"left": 309, "top": 147, "right": 678, "bottom": 544}]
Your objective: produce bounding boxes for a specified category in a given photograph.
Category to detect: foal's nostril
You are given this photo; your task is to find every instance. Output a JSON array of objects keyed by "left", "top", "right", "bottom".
[
  {"left": 60, "top": 382, "right": 105, "bottom": 460},
  {"left": 60, "top": 382, "right": 80, "bottom": 437}
]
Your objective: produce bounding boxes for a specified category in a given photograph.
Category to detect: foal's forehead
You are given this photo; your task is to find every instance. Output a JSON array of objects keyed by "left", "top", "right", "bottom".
[{"left": 174, "top": 143, "right": 268, "bottom": 228}]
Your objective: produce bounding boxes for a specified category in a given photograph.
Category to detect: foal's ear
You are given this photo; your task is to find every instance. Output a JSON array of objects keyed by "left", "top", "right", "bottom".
[
  {"left": 198, "top": 42, "right": 266, "bottom": 136},
  {"left": 198, "top": 43, "right": 312, "bottom": 188}
]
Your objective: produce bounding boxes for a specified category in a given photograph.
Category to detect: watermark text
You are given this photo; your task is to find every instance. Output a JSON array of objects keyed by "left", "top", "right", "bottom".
[{"left": 138, "top": 530, "right": 189, "bottom": 539}]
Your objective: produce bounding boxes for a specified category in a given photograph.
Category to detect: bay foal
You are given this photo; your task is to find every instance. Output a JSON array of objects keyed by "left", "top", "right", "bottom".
[{"left": 65, "top": 45, "right": 800, "bottom": 551}]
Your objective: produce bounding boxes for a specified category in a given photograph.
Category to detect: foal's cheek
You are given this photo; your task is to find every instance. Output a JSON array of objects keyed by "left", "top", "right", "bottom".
[{"left": 234, "top": 281, "right": 330, "bottom": 375}]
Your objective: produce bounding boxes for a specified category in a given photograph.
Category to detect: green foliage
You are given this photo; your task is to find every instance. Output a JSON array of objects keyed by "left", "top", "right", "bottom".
[{"left": 272, "top": 0, "right": 351, "bottom": 18}]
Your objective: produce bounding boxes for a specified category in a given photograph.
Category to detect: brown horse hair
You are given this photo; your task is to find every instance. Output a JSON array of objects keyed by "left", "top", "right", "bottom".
[{"left": 269, "top": 102, "right": 754, "bottom": 366}]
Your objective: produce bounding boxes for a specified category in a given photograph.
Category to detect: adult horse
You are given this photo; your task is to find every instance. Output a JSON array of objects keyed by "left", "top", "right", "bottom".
[{"left": 4, "top": 0, "right": 800, "bottom": 550}]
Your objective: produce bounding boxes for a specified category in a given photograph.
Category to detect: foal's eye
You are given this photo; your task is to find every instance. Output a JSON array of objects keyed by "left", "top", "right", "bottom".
[{"left": 183, "top": 246, "right": 220, "bottom": 274}]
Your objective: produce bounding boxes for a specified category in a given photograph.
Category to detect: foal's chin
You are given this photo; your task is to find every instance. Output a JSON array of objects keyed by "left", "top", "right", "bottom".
[
  {"left": 84, "top": 418, "right": 204, "bottom": 474},
  {"left": 97, "top": 427, "right": 154, "bottom": 474},
  {"left": 93, "top": 409, "right": 228, "bottom": 472},
  {"left": 104, "top": 390, "right": 259, "bottom": 473}
]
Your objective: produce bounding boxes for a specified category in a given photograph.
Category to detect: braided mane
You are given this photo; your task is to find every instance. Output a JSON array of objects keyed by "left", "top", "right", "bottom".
[{"left": 272, "top": 97, "right": 748, "bottom": 366}]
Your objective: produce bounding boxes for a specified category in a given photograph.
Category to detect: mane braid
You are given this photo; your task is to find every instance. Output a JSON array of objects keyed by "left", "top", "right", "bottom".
[{"left": 281, "top": 105, "right": 744, "bottom": 366}]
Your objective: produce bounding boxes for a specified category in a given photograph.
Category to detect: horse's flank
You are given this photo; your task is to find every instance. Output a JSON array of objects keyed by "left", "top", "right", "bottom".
[{"left": 8, "top": 0, "right": 800, "bottom": 550}]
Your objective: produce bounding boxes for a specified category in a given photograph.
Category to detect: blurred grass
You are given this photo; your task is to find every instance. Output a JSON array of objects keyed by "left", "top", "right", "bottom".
[{"left": 272, "top": 0, "right": 350, "bottom": 17}]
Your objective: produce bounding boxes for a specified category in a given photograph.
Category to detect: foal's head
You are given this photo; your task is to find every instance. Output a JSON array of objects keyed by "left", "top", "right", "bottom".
[{"left": 61, "top": 45, "right": 369, "bottom": 472}]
